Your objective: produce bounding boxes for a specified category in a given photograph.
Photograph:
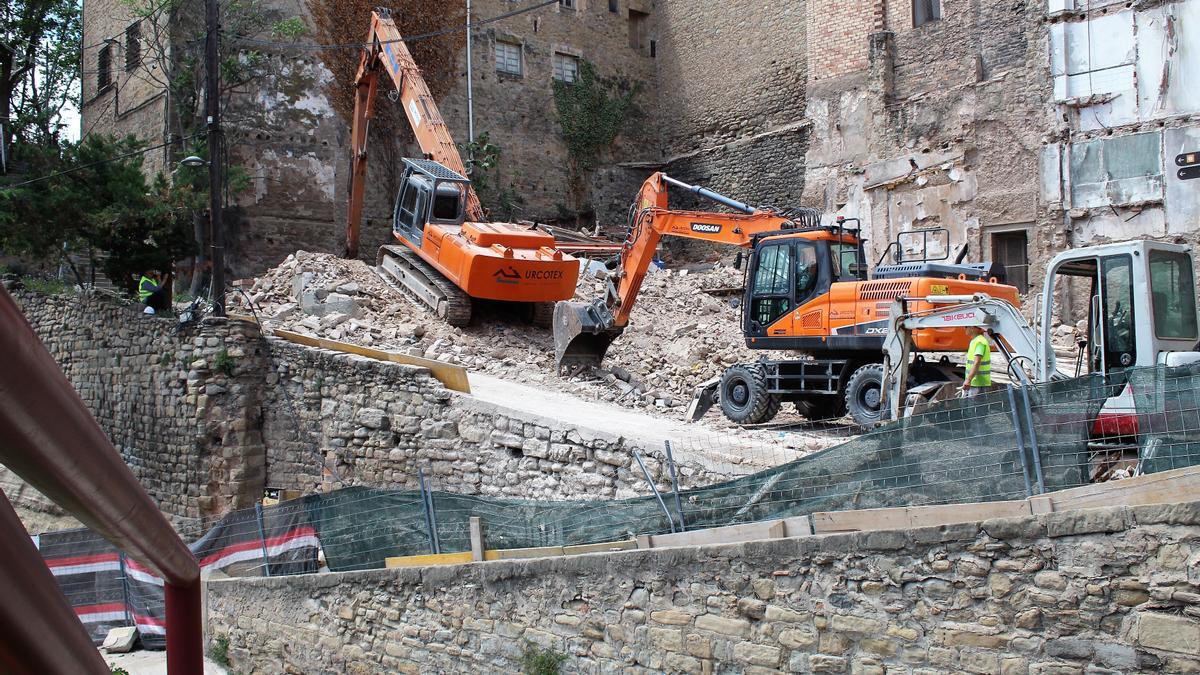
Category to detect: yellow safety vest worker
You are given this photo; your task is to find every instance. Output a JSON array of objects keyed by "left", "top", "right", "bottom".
[
  {"left": 138, "top": 276, "right": 158, "bottom": 303},
  {"left": 967, "top": 333, "right": 992, "bottom": 387}
]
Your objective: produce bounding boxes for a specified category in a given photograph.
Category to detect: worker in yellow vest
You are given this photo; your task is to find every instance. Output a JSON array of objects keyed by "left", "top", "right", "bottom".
[{"left": 961, "top": 325, "right": 992, "bottom": 397}]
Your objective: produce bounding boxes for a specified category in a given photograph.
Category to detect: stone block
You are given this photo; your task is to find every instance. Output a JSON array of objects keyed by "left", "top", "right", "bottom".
[
  {"left": 102, "top": 626, "right": 138, "bottom": 653},
  {"left": 650, "top": 609, "right": 694, "bottom": 626},
  {"left": 1045, "top": 507, "right": 1129, "bottom": 538},
  {"left": 809, "top": 654, "right": 849, "bottom": 672},
  {"left": 778, "top": 627, "right": 817, "bottom": 650},
  {"left": 1137, "top": 612, "right": 1200, "bottom": 656},
  {"left": 733, "top": 642, "right": 780, "bottom": 667},
  {"left": 1132, "top": 501, "right": 1200, "bottom": 526},
  {"left": 830, "top": 614, "right": 885, "bottom": 635},
  {"left": 961, "top": 649, "right": 1001, "bottom": 674},
  {"left": 695, "top": 614, "right": 750, "bottom": 637}
]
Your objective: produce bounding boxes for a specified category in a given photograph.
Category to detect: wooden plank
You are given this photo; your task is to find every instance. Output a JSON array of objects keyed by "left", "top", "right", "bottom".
[
  {"left": 647, "top": 520, "right": 786, "bottom": 549},
  {"left": 272, "top": 328, "right": 470, "bottom": 393},
  {"left": 562, "top": 540, "right": 637, "bottom": 556},
  {"left": 1029, "top": 496, "right": 1054, "bottom": 515},
  {"left": 483, "top": 545, "right": 565, "bottom": 561},
  {"left": 469, "top": 517, "right": 485, "bottom": 562},
  {"left": 385, "top": 551, "right": 474, "bottom": 568},
  {"left": 812, "top": 501, "right": 1030, "bottom": 534},
  {"left": 1043, "top": 465, "right": 1200, "bottom": 512}
]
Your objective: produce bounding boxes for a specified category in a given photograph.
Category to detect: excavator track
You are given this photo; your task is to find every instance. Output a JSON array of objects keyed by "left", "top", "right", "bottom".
[{"left": 375, "top": 244, "right": 473, "bottom": 327}]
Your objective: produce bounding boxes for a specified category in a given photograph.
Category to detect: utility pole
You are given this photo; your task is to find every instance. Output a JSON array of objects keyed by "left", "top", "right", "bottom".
[
  {"left": 205, "top": 0, "right": 226, "bottom": 316},
  {"left": 466, "top": 0, "right": 475, "bottom": 148}
]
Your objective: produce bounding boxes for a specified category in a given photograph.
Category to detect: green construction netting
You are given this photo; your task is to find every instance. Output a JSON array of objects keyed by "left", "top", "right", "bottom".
[{"left": 300, "top": 370, "right": 1137, "bottom": 572}]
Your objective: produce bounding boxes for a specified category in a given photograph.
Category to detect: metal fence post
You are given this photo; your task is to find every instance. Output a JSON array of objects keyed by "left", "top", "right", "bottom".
[
  {"left": 254, "top": 502, "right": 272, "bottom": 578},
  {"left": 633, "top": 450, "right": 677, "bottom": 534},
  {"left": 119, "top": 551, "right": 133, "bottom": 627},
  {"left": 1017, "top": 385, "right": 1046, "bottom": 493},
  {"left": 418, "top": 469, "right": 441, "bottom": 554},
  {"left": 664, "top": 441, "right": 687, "bottom": 531},
  {"left": 1006, "top": 386, "right": 1035, "bottom": 498}
]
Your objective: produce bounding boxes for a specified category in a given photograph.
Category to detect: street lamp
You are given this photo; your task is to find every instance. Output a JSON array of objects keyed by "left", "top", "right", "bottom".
[{"left": 179, "top": 155, "right": 209, "bottom": 168}]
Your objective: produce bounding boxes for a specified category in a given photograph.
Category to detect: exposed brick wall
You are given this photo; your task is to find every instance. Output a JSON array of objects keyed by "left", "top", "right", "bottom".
[{"left": 807, "top": 0, "right": 876, "bottom": 82}]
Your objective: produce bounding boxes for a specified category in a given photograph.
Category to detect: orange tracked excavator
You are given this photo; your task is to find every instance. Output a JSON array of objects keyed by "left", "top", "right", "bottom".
[
  {"left": 345, "top": 10, "right": 579, "bottom": 326},
  {"left": 554, "top": 172, "right": 1020, "bottom": 425}
]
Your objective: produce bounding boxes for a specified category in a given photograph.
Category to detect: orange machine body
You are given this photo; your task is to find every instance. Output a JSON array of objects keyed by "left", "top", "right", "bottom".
[{"left": 345, "top": 10, "right": 578, "bottom": 304}]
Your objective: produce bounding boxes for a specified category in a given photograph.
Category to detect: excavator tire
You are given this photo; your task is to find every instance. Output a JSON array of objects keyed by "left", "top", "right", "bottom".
[
  {"left": 845, "top": 362, "right": 885, "bottom": 427},
  {"left": 719, "top": 364, "right": 781, "bottom": 425}
]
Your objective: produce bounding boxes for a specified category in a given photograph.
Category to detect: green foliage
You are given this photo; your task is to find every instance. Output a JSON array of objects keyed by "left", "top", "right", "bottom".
[
  {"left": 20, "top": 275, "right": 72, "bottom": 296},
  {"left": 520, "top": 642, "right": 567, "bottom": 675},
  {"left": 213, "top": 347, "right": 236, "bottom": 376},
  {"left": 272, "top": 17, "right": 309, "bottom": 41},
  {"left": 2, "top": 0, "right": 82, "bottom": 147},
  {"left": 207, "top": 634, "right": 231, "bottom": 668},
  {"left": 110, "top": 667, "right": 131, "bottom": 675},
  {"left": 552, "top": 61, "right": 639, "bottom": 171},
  {"left": 460, "top": 132, "right": 526, "bottom": 221},
  {"left": 552, "top": 61, "right": 639, "bottom": 221},
  {"left": 0, "top": 134, "right": 196, "bottom": 294}
]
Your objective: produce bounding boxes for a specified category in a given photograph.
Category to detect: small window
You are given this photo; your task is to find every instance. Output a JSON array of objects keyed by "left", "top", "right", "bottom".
[
  {"left": 752, "top": 244, "right": 793, "bottom": 327},
  {"left": 794, "top": 242, "right": 820, "bottom": 304},
  {"left": 649, "top": 40, "right": 657, "bottom": 58},
  {"left": 992, "top": 230, "right": 1029, "bottom": 293},
  {"left": 913, "top": 0, "right": 941, "bottom": 27},
  {"left": 628, "top": 9, "right": 649, "bottom": 50},
  {"left": 608, "top": 0, "right": 618, "bottom": 12},
  {"left": 495, "top": 41, "right": 522, "bottom": 76},
  {"left": 125, "top": 22, "right": 141, "bottom": 72},
  {"left": 98, "top": 44, "right": 113, "bottom": 91},
  {"left": 553, "top": 52, "right": 580, "bottom": 83},
  {"left": 1150, "top": 250, "right": 1198, "bottom": 340},
  {"left": 560, "top": 0, "right": 576, "bottom": 9}
]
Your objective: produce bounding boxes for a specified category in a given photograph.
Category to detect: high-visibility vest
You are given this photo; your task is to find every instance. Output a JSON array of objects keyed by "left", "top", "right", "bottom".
[
  {"left": 138, "top": 276, "right": 157, "bottom": 302},
  {"left": 967, "top": 333, "right": 992, "bottom": 387}
]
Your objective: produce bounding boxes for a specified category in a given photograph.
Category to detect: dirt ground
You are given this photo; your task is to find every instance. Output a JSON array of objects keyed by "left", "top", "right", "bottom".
[{"left": 232, "top": 251, "right": 848, "bottom": 459}]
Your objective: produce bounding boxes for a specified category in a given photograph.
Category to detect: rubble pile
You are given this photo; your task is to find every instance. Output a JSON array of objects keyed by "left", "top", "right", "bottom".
[{"left": 234, "top": 251, "right": 772, "bottom": 421}]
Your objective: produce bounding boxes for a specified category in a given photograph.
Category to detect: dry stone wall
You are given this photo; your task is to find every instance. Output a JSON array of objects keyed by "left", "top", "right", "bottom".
[
  {"left": 10, "top": 289, "right": 267, "bottom": 526},
  {"left": 260, "top": 340, "right": 727, "bottom": 500},
  {"left": 8, "top": 288, "right": 724, "bottom": 532},
  {"left": 207, "top": 500, "right": 1200, "bottom": 674}
]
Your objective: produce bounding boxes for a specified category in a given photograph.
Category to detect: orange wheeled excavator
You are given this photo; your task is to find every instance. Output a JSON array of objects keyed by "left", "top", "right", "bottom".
[
  {"left": 345, "top": 10, "right": 579, "bottom": 326},
  {"left": 554, "top": 172, "right": 1020, "bottom": 425}
]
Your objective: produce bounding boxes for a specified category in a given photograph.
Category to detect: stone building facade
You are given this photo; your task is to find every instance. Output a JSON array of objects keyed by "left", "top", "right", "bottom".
[{"left": 80, "top": 0, "right": 1200, "bottom": 284}]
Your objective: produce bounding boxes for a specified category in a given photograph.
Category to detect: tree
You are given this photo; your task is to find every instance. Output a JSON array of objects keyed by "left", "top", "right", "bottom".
[
  {"left": 306, "top": 1, "right": 465, "bottom": 199},
  {"left": 0, "top": 134, "right": 195, "bottom": 293},
  {"left": 1, "top": 0, "right": 81, "bottom": 149}
]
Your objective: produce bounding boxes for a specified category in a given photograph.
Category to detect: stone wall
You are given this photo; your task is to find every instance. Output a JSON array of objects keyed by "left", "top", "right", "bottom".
[
  {"left": 207, "top": 500, "right": 1200, "bottom": 673},
  {"left": 7, "top": 288, "right": 724, "bottom": 532},
  {"left": 259, "top": 340, "right": 726, "bottom": 500},
  {"left": 9, "top": 289, "right": 268, "bottom": 525},
  {"left": 653, "top": 0, "right": 809, "bottom": 211}
]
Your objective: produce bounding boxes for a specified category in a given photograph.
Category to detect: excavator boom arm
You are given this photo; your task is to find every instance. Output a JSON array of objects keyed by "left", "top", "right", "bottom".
[
  {"left": 553, "top": 172, "right": 803, "bottom": 371},
  {"left": 346, "top": 10, "right": 483, "bottom": 258}
]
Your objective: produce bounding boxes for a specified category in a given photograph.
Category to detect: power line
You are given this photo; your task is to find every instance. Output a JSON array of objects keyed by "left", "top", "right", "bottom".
[
  {"left": 2, "top": 133, "right": 202, "bottom": 189},
  {"left": 231, "top": 0, "right": 559, "bottom": 52}
]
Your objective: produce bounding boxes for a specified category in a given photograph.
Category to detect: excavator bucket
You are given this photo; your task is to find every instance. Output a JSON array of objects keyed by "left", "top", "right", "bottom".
[{"left": 553, "top": 299, "right": 624, "bottom": 374}]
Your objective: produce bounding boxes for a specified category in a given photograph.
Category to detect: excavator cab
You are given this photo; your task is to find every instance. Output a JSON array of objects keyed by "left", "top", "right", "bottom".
[
  {"left": 742, "top": 234, "right": 866, "bottom": 338},
  {"left": 392, "top": 158, "right": 470, "bottom": 247}
]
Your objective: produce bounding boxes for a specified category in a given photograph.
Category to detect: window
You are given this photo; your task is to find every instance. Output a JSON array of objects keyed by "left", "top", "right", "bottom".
[
  {"left": 913, "top": 0, "right": 941, "bottom": 27},
  {"left": 609, "top": 0, "right": 618, "bottom": 12},
  {"left": 751, "top": 244, "right": 793, "bottom": 327},
  {"left": 495, "top": 41, "right": 522, "bottom": 76},
  {"left": 97, "top": 44, "right": 113, "bottom": 92},
  {"left": 794, "top": 242, "right": 820, "bottom": 304},
  {"left": 553, "top": 52, "right": 579, "bottom": 83},
  {"left": 559, "top": 0, "right": 576, "bottom": 9},
  {"left": 1101, "top": 255, "right": 1136, "bottom": 371},
  {"left": 992, "top": 230, "right": 1029, "bottom": 293},
  {"left": 1150, "top": 250, "right": 1198, "bottom": 340},
  {"left": 628, "top": 9, "right": 649, "bottom": 50},
  {"left": 125, "top": 22, "right": 141, "bottom": 72},
  {"left": 649, "top": 40, "right": 657, "bottom": 58}
]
